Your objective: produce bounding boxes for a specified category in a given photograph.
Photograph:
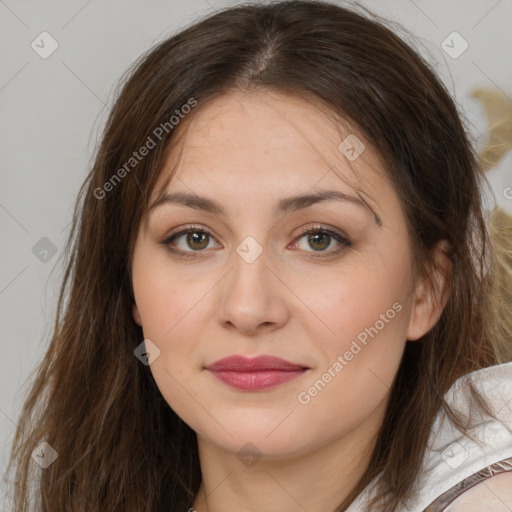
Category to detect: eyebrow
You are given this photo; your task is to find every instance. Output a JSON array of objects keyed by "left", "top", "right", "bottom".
[{"left": 148, "top": 189, "right": 382, "bottom": 226}]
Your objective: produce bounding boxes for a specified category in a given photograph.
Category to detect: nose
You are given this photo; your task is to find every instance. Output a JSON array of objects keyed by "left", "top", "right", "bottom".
[{"left": 215, "top": 244, "right": 290, "bottom": 336}]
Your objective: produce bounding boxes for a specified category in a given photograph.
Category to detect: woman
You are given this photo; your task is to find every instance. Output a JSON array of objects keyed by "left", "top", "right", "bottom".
[{"left": 4, "top": 1, "right": 512, "bottom": 510}]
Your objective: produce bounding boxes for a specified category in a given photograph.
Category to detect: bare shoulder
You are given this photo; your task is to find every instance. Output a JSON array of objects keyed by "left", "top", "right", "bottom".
[{"left": 444, "top": 471, "right": 512, "bottom": 512}]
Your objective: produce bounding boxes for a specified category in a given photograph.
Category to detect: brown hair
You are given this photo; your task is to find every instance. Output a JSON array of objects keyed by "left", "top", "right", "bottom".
[{"left": 4, "top": 1, "right": 511, "bottom": 510}]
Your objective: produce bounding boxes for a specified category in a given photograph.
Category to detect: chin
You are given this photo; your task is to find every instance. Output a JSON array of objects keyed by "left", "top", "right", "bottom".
[{"left": 198, "top": 422, "right": 314, "bottom": 461}]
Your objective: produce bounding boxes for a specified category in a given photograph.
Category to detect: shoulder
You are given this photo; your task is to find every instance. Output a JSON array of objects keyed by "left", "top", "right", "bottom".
[
  {"left": 443, "top": 471, "right": 512, "bottom": 511},
  {"left": 418, "top": 363, "right": 512, "bottom": 511}
]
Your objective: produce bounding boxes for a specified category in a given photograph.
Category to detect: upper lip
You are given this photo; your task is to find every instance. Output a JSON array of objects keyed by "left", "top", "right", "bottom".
[{"left": 206, "top": 355, "right": 309, "bottom": 372}]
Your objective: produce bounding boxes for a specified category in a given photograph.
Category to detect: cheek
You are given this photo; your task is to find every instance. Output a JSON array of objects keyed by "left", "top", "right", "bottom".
[
  {"left": 132, "top": 246, "right": 211, "bottom": 340},
  {"left": 295, "top": 287, "right": 408, "bottom": 439},
  {"left": 295, "top": 250, "right": 412, "bottom": 409},
  {"left": 136, "top": 281, "right": 213, "bottom": 392},
  {"left": 303, "top": 251, "right": 412, "bottom": 348}
]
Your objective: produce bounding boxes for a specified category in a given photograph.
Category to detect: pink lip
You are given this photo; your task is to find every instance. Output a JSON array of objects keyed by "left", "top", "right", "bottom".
[{"left": 205, "top": 355, "right": 309, "bottom": 391}]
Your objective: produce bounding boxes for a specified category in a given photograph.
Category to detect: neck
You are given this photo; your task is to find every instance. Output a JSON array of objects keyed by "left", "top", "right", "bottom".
[{"left": 191, "top": 399, "right": 385, "bottom": 512}]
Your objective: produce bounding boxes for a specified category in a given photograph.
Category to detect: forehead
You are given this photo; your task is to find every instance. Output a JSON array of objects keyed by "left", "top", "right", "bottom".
[
  {"left": 151, "top": 89, "right": 391, "bottom": 213},
  {"left": 184, "top": 90, "right": 343, "bottom": 146}
]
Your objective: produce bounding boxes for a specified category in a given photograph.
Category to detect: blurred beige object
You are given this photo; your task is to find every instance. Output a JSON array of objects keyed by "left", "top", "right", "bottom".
[
  {"left": 471, "top": 88, "right": 512, "bottom": 171},
  {"left": 472, "top": 87, "right": 512, "bottom": 360},
  {"left": 488, "top": 208, "right": 512, "bottom": 361}
]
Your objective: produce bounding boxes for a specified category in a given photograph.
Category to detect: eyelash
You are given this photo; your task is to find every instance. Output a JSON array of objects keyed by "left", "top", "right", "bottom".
[{"left": 160, "top": 223, "right": 352, "bottom": 260}]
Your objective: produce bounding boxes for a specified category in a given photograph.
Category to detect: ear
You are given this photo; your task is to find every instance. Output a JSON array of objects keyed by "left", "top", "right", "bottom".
[
  {"left": 132, "top": 303, "right": 142, "bottom": 326},
  {"left": 406, "top": 240, "right": 451, "bottom": 341}
]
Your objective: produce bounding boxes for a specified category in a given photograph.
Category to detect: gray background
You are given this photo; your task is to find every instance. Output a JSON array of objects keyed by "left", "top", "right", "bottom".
[{"left": 1, "top": 0, "right": 511, "bottom": 506}]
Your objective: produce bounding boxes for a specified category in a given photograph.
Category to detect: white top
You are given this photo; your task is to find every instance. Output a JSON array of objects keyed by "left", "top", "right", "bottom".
[{"left": 346, "top": 361, "right": 512, "bottom": 511}]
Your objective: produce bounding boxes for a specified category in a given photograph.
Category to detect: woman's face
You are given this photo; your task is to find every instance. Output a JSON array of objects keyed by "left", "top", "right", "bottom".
[{"left": 131, "top": 90, "right": 439, "bottom": 460}]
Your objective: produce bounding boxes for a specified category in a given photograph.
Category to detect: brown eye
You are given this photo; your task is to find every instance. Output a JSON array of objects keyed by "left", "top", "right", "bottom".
[
  {"left": 306, "top": 232, "right": 331, "bottom": 251},
  {"left": 162, "top": 226, "right": 219, "bottom": 255},
  {"left": 160, "top": 224, "right": 351, "bottom": 259},
  {"left": 184, "top": 230, "right": 210, "bottom": 250},
  {"left": 293, "top": 226, "right": 352, "bottom": 256}
]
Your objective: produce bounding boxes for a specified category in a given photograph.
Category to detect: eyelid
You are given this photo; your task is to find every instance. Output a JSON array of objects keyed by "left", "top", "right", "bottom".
[
  {"left": 164, "top": 223, "right": 214, "bottom": 240},
  {"left": 162, "top": 223, "right": 220, "bottom": 248},
  {"left": 293, "top": 223, "right": 349, "bottom": 241}
]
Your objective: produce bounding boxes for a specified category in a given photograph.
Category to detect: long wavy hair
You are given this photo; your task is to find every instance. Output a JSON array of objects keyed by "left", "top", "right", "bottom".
[{"left": 4, "top": 1, "right": 511, "bottom": 510}]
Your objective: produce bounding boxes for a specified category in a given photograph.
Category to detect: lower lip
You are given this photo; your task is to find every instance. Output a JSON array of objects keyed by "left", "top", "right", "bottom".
[{"left": 208, "top": 369, "right": 307, "bottom": 391}]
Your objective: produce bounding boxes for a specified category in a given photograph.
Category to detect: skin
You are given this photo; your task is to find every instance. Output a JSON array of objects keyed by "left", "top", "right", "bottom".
[
  {"left": 445, "top": 472, "right": 512, "bottom": 512},
  {"left": 130, "top": 89, "right": 449, "bottom": 512},
  {"left": 445, "top": 473, "right": 512, "bottom": 511}
]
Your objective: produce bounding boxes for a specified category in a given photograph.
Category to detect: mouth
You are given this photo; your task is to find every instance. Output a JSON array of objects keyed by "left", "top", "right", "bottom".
[{"left": 205, "top": 355, "right": 310, "bottom": 391}]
